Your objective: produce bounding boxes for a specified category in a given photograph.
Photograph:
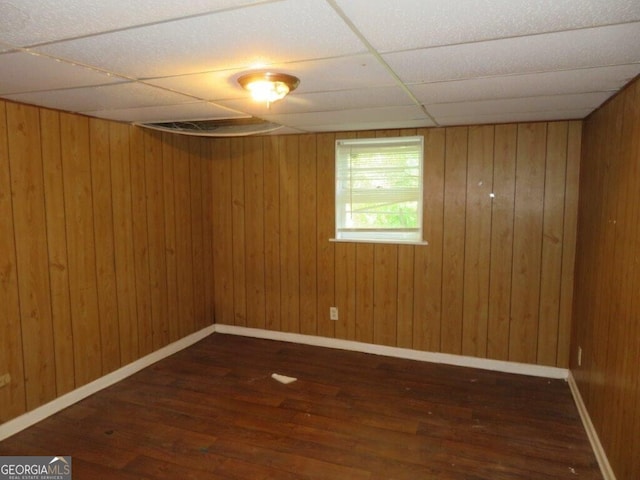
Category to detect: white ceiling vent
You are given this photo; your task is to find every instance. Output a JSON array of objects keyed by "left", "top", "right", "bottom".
[{"left": 137, "top": 117, "right": 283, "bottom": 137}]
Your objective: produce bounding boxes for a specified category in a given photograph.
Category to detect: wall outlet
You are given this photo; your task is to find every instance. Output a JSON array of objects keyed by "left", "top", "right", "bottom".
[
  {"left": 578, "top": 346, "right": 582, "bottom": 367},
  {"left": 329, "top": 307, "right": 339, "bottom": 321},
  {"left": 0, "top": 373, "right": 10, "bottom": 388}
]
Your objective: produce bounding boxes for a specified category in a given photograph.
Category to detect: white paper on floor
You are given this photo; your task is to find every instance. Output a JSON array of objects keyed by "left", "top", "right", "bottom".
[{"left": 271, "top": 373, "right": 297, "bottom": 384}]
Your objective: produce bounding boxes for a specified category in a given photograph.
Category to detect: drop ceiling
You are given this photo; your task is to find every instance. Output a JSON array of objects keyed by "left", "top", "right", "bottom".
[{"left": 0, "top": 0, "right": 639, "bottom": 134}]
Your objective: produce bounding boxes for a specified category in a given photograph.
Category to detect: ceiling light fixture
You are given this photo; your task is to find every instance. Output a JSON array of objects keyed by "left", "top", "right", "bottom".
[{"left": 238, "top": 72, "right": 300, "bottom": 105}]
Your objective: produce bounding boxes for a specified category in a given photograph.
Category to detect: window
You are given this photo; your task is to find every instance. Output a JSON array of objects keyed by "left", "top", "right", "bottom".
[{"left": 334, "top": 136, "right": 425, "bottom": 244}]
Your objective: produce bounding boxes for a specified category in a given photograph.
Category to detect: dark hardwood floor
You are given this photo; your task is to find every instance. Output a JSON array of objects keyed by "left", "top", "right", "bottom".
[{"left": 0, "top": 334, "right": 602, "bottom": 479}]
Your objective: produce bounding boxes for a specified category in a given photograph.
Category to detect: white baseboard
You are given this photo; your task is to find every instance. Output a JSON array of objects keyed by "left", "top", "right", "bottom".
[
  {"left": 218, "top": 325, "right": 617, "bottom": 478},
  {"left": 0, "top": 324, "right": 216, "bottom": 442},
  {"left": 0, "top": 323, "right": 613, "bottom": 480},
  {"left": 567, "top": 372, "right": 616, "bottom": 480},
  {"left": 0, "top": 322, "right": 585, "bottom": 457},
  {"left": 213, "top": 324, "right": 569, "bottom": 379}
]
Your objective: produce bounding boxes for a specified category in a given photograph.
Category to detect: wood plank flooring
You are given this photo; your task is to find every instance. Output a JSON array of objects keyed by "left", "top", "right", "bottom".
[{"left": 0, "top": 334, "right": 602, "bottom": 479}]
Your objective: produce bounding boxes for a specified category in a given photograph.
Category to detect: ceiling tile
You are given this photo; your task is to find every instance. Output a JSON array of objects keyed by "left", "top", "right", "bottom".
[
  {"left": 82, "top": 101, "right": 246, "bottom": 123},
  {"left": 410, "top": 64, "right": 640, "bottom": 105},
  {"left": 145, "top": 69, "right": 244, "bottom": 102},
  {"left": 34, "top": 0, "right": 367, "bottom": 79},
  {"left": 4, "top": 82, "right": 197, "bottom": 113},
  {"left": 435, "top": 109, "right": 594, "bottom": 127},
  {"left": 384, "top": 23, "right": 640, "bottom": 83},
  {"left": 0, "top": 51, "right": 124, "bottom": 94},
  {"left": 274, "top": 55, "right": 399, "bottom": 93},
  {"left": 334, "top": 0, "right": 640, "bottom": 52},
  {"left": 0, "top": 0, "right": 637, "bottom": 131},
  {"left": 0, "top": 0, "right": 276, "bottom": 46},
  {"left": 299, "top": 118, "right": 433, "bottom": 133},
  {"left": 261, "top": 105, "right": 433, "bottom": 129},
  {"left": 217, "top": 85, "right": 416, "bottom": 117},
  {"left": 427, "top": 92, "right": 611, "bottom": 119},
  {"left": 147, "top": 53, "right": 398, "bottom": 101}
]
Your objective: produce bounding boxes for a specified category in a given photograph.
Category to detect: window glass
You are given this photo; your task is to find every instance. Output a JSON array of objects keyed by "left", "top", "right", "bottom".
[{"left": 335, "top": 136, "right": 424, "bottom": 244}]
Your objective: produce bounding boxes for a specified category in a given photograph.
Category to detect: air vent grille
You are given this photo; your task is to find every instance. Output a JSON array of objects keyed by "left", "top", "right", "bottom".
[{"left": 138, "top": 117, "right": 282, "bottom": 137}]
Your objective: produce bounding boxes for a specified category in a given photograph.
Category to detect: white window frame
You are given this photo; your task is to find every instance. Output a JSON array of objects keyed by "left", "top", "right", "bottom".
[{"left": 333, "top": 135, "right": 426, "bottom": 245}]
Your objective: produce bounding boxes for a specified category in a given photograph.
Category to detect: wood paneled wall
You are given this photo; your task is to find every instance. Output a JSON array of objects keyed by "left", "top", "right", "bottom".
[
  {"left": 0, "top": 97, "right": 583, "bottom": 428},
  {"left": 572, "top": 77, "right": 640, "bottom": 480},
  {"left": 0, "top": 101, "right": 214, "bottom": 423},
  {"left": 209, "top": 122, "right": 581, "bottom": 368}
]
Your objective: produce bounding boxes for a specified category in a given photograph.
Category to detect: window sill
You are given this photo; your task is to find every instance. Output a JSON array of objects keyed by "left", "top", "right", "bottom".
[{"left": 329, "top": 238, "right": 429, "bottom": 246}]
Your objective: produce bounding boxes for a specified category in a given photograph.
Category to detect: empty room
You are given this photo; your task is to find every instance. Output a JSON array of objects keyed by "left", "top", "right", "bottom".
[{"left": 0, "top": 1, "right": 638, "bottom": 479}]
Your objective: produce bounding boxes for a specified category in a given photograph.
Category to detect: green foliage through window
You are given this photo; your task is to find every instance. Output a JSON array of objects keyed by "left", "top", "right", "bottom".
[{"left": 335, "top": 136, "right": 424, "bottom": 243}]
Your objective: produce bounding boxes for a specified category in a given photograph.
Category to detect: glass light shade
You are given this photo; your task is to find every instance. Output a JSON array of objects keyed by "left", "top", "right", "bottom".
[
  {"left": 238, "top": 72, "right": 300, "bottom": 104},
  {"left": 245, "top": 80, "right": 290, "bottom": 103}
]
